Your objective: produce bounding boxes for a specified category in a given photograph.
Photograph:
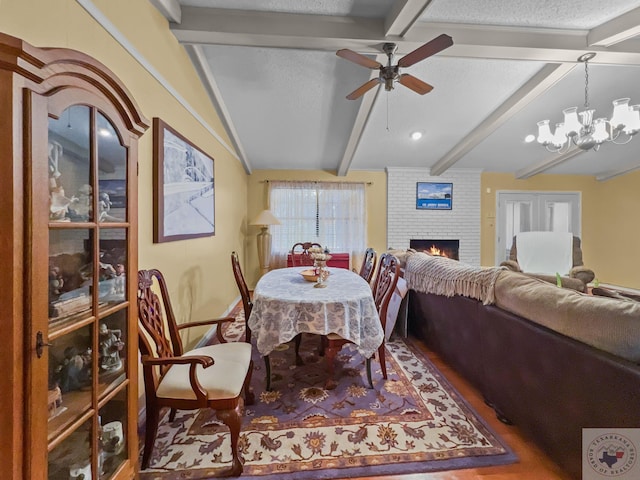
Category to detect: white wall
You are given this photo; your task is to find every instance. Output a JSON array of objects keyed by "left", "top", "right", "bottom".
[{"left": 386, "top": 167, "right": 482, "bottom": 266}]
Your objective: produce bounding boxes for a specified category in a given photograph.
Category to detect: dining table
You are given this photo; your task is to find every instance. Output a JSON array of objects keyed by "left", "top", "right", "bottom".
[{"left": 247, "top": 266, "right": 384, "bottom": 373}]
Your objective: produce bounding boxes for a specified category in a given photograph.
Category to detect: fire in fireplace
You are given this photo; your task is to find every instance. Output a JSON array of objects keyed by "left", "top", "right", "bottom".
[{"left": 410, "top": 239, "right": 459, "bottom": 260}]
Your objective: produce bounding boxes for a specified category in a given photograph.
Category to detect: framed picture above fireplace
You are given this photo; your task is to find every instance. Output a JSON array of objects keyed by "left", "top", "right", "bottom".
[{"left": 416, "top": 182, "right": 452, "bottom": 210}]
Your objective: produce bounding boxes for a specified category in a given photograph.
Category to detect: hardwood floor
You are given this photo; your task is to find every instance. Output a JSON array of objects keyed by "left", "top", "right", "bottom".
[
  {"left": 347, "top": 338, "right": 573, "bottom": 480},
  {"left": 230, "top": 301, "right": 572, "bottom": 480}
]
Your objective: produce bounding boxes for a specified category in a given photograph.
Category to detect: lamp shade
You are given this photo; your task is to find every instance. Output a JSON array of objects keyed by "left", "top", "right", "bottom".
[{"left": 250, "top": 209, "right": 281, "bottom": 226}]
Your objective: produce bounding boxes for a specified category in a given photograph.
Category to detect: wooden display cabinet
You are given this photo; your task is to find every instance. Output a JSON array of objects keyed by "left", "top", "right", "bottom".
[{"left": 0, "top": 33, "right": 148, "bottom": 480}]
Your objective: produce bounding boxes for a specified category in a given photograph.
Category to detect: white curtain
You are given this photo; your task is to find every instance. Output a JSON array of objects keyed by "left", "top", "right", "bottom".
[{"left": 268, "top": 181, "right": 367, "bottom": 270}]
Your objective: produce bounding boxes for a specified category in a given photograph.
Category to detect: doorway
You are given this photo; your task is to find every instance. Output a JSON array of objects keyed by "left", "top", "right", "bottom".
[{"left": 495, "top": 191, "right": 581, "bottom": 265}]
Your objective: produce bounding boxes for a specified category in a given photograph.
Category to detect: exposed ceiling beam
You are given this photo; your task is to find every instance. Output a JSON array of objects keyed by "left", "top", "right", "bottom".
[
  {"left": 337, "top": 55, "right": 386, "bottom": 176},
  {"left": 384, "top": 0, "right": 433, "bottom": 37},
  {"left": 588, "top": 6, "right": 640, "bottom": 47},
  {"left": 184, "top": 44, "right": 251, "bottom": 174},
  {"left": 149, "top": 0, "right": 182, "bottom": 23},
  {"left": 596, "top": 161, "right": 640, "bottom": 181},
  {"left": 171, "top": 9, "right": 640, "bottom": 65},
  {"left": 515, "top": 147, "right": 585, "bottom": 179},
  {"left": 430, "top": 62, "right": 576, "bottom": 176}
]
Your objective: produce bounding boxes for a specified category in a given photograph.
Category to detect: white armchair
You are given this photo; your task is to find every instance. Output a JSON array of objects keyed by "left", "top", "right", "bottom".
[{"left": 500, "top": 232, "right": 595, "bottom": 290}]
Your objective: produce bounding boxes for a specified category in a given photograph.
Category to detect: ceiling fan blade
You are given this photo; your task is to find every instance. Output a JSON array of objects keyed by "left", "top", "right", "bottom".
[
  {"left": 336, "top": 49, "right": 382, "bottom": 69},
  {"left": 397, "top": 34, "right": 453, "bottom": 68},
  {"left": 398, "top": 74, "right": 433, "bottom": 95},
  {"left": 346, "top": 78, "right": 380, "bottom": 100}
]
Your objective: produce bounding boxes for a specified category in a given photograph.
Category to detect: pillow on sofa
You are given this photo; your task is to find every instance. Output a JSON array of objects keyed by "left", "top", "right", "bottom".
[
  {"left": 494, "top": 270, "right": 640, "bottom": 363},
  {"left": 592, "top": 287, "right": 640, "bottom": 303}
]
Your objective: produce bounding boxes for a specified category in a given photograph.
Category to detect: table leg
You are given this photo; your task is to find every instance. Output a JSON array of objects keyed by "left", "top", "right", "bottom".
[{"left": 294, "top": 334, "right": 304, "bottom": 366}]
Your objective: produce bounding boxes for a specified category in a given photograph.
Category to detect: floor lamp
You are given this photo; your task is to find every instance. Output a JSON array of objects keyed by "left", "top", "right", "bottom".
[{"left": 250, "top": 209, "right": 281, "bottom": 276}]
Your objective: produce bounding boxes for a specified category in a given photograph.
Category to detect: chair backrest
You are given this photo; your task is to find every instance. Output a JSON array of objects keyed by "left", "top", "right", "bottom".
[
  {"left": 231, "top": 251, "right": 252, "bottom": 343},
  {"left": 509, "top": 234, "right": 584, "bottom": 267},
  {"left": 510, "top": 232, "right": 577, "bottom": 275},
  {"left": 291, "top": 242, "right": 322, "bottom": 266},
  {"left": 358, "top": 248, "right": 377, "bottom": 283},
  {"left": 137, "top": 269, "right": 183, "bottom": 385},
  {"left": 371, "top": 253, "right": 400, "bottom": 329}
]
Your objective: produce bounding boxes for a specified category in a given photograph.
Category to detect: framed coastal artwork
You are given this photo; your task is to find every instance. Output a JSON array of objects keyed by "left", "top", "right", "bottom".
[
  {"left": 416, "top": 182, "right": 452, "bottom": 210},
  {"left": 153, "top": 118, "right": 215, "bottom": 243}
]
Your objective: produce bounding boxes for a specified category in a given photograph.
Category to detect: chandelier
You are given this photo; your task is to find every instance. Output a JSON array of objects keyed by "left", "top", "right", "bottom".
[{"left": 535, "top": 52, "right": 640, "bottom": 153}]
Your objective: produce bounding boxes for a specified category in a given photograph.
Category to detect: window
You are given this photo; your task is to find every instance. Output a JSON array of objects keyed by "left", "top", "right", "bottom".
[{"left": 268, "top": 181, "right": 366, "bottom": 268}]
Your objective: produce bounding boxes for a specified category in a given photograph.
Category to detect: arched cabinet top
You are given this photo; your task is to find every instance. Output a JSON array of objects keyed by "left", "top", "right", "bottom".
[{"left": 0, "top": 32, "right": 149, "bottom": 137}]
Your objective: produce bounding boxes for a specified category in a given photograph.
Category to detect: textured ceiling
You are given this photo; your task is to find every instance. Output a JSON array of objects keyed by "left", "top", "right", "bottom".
[
  {"left": 152, "top": 0, "right": 640, "bottom": 181},
  {"left": 422, "top": 0, "right": 640, "bottom": 29}
]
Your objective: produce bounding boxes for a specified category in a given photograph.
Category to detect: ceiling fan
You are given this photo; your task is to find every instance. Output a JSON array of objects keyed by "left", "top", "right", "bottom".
[{"left": 336, "top": 34, "right": 453, "bottom": 100}]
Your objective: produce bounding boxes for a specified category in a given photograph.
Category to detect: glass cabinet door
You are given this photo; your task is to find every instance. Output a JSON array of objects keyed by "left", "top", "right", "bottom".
[{"left": 43, "top": 105, "right": 132, "bottom": 480}]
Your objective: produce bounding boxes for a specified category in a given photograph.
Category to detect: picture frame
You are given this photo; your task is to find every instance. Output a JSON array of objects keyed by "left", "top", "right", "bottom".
[
  {"left": 153, "top": 118, "right": 215, "bottom": 243},
  {"left": 416, "top": 182, "right": 452, "bottom": 210}
]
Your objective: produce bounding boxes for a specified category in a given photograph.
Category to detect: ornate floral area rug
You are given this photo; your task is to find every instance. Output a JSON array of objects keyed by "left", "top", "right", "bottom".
[{"left": 140, "top": 313, "right": 516, "bottom": 479}]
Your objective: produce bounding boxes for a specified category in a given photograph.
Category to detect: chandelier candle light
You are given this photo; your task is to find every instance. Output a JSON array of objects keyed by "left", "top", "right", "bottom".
[{"left": 535, "top": 53, "right": 640, "bottom": 153}]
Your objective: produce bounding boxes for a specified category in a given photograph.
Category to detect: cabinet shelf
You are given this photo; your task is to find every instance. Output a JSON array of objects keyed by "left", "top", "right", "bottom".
[{"left": 48, "top": 370, "right": 127, "bottom": 444}]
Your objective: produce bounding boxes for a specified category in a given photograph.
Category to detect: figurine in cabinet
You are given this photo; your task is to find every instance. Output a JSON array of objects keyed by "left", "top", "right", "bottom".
[
  {"left": 113, "top": 264, "right": 125, "bottom": 295},
  {"left": 98, "top": 192, "right": 122, "bottom": 222},
  {"left": 50, "top": 186, "right": 78, "bottom": 221},
  {"left": 49, "top": 265, "right": 64, "bottom": 300},
  {"left": 68, "top": 461, "right": 92, "bottom": 480},
  {"left": 57, "top": 346, "right": 92, "bottom": 393},
  {"left": 47, "top": 384, "right": 63, "bottom": 419},
  {"left": 48, "top": 141, "right": 63, "bottom": 188},
  {"left": 99, "top": 323, "right": 124, "bottom": 372},
  {"left": 69, "top": 183, "right": 92, "bottom": 221},
  {"left": 101, "top": 420, "right": 124, "bottom": 456}
]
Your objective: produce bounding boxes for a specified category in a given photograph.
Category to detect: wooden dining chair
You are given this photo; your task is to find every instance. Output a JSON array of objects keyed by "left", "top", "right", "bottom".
[
  {"left": 231, "top": 251, "right": 252, "bottom": 344},
  {"left": 323, "top": 253, "right": 400, "bottom": 389},
  {"left": 137, "top": 269, "right": 254, "bottom": 476},
  {"left": 358, "top": 247, "right": 377, "bottom": 284},
  {"left": 231, "top": 251, "right": 302, "bottom": 390},
  {"left": 290, "top": 241, "right": 322, "bottom": 266}
]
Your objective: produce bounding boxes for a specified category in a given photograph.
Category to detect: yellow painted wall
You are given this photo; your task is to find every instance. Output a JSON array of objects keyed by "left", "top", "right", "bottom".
[
  {"left": 246, "top": 170, "right": 388, "bottom": 288},
  {"left": 584, "top": 169, "right": 640, "bottom": 288},
  {"left": 481, "top": 171, "right": 640, "bottom": 289},
  {"left": 0, "top": 0, "right": 248, "bottom": 347}
]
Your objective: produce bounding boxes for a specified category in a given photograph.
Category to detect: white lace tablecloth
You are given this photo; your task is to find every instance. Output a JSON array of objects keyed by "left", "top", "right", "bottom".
[{"left": 248, "top": 267, "right": 383, "bottom": 357}]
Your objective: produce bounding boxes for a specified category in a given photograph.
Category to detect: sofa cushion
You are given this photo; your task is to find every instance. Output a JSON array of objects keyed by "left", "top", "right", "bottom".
[{"left": 494, "top": 270, "right": 640, "bottom": 363}]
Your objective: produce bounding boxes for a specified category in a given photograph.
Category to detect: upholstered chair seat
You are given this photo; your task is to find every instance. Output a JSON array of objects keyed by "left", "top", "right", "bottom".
[{"left": 156, "top": 343, "right": 252, "bottom": 401}]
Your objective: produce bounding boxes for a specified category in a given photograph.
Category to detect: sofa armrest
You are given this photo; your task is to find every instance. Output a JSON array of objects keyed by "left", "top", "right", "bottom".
[
  {"left": 499, "top": 260, "right": 521, "bottom": 272},
  {"left": 569, "top": 266, "right": 595, "bottom": 285}
]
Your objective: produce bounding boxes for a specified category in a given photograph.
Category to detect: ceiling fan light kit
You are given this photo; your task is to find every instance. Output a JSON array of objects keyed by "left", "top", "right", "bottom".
[
  {"left": 536, "top": 52, "right": 640, "bottom": 153},
  {"left": 336, "top": 34, "right": 453, "bottom": 100}
]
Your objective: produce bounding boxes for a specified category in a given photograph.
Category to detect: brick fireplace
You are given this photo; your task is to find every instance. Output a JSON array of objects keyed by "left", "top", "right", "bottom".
[
  {"left": 410, "top": 239, "right": 460, "bottom": 260},
  {"left": 386, "top": 167, "right": 481, "bottom": 266}
]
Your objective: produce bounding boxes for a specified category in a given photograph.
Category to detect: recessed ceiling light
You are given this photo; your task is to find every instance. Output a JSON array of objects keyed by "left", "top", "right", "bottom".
[
  {"left": 524, "top": 134, "right": 536, "bottom": 143},
  {"left": 411, "top": 131, "right": 423, "bottom": 140}
]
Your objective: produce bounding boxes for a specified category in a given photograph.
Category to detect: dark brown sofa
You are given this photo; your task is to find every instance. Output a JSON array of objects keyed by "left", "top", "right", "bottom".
[{"left": 404, "top": 254, "right": 640, "bottom": 479}]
